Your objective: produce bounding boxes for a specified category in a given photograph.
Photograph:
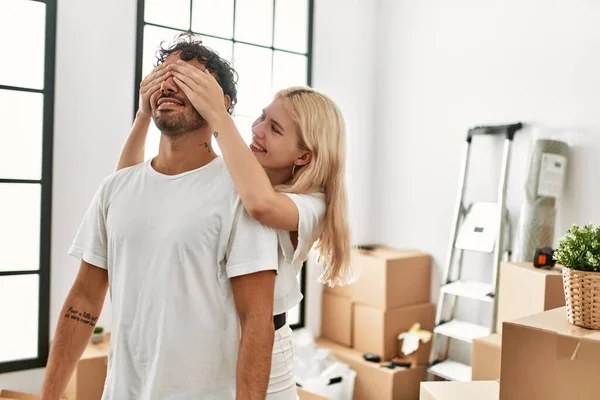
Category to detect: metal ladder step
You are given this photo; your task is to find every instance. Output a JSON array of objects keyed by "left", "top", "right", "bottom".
[
  {"left": 428, "top": 360, "right": 472, "bottom": 382},
  {"left": 434, "top": 319, "right": 490, "bottom": 343},
  {"left": 440, "top": 281, "right": 494, "bottom": 303}
]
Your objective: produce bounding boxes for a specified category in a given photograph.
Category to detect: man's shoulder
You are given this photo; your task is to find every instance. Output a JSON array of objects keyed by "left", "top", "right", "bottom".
[{"left": 99, "top": 162, "right": 146, "bottom": 195}]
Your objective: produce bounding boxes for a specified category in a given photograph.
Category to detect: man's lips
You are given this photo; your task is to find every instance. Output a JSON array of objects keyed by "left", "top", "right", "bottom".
[{"left": 156, "top": 97, "right": 184, "bottom": 111}]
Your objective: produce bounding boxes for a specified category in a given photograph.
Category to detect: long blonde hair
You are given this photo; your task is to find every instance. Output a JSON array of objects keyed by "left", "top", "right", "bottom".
[{"left": 275, "top": 87, "right": 352, "bottom": 287}]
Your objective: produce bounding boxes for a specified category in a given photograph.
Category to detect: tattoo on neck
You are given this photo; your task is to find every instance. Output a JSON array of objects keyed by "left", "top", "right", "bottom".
[
  {"left": 213, "top": 131, "right": 219, "bottom": 139},
  {"left": 64, "top": 306, "right": 98, "bottom": 327},
  {"left": 200, "top": 142, "right": 212, "bottom": 152}
]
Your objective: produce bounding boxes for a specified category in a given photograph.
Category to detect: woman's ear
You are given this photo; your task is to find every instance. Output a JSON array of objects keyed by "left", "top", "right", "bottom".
[
  {"left": 296, "top": 151, "right": 312, "bottom": 166},
  {"left": 223, "top": 95, "right": 232, "bottom": 112}
]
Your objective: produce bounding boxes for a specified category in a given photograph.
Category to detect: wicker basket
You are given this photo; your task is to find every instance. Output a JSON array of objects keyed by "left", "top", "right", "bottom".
[{"left": 562, "top": 267, "right": 600, "bottom": 330}]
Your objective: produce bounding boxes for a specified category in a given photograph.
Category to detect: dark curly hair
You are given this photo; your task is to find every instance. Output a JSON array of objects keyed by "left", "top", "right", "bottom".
[{"left": 155, "top": 32, "right": 238, "bottom": 114}]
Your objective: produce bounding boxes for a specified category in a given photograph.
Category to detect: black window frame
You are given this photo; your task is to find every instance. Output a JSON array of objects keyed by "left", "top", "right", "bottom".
[
  {"left": 0, "top": 0, "right": 56, "bottom": 374},
  {"left": 134, "top": 0, "right": 314, "bottom": 330}
]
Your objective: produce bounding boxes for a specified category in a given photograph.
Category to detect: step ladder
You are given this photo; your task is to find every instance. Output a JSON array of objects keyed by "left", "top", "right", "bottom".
[{"left": 428, "top": 123, "right": 524, "bottom": 382}]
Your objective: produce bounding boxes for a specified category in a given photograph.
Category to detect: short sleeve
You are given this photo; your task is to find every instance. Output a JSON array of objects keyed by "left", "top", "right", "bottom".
[
  {"left": 278, "top": 192, "right": 326, "bottom": 268},
  {"left": 68, "top": 179, "right": 109, "bottom": 269},
  {"left": 225, "top": 204, "right": 279, "bottom": 279}
]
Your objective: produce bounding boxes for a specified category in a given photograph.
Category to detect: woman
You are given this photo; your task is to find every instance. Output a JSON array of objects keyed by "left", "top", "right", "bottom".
[{"left": 117, "top": 60, "right": 352, "bottom": 398}]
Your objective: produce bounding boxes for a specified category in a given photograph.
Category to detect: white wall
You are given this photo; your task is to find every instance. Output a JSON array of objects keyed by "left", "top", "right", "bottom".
[
  {"left": 304, "top": 0, "right": 379, "bottom": 336},
  {"left": 374, "top": 0, "right": 600, "bottom": 361},
  {"left": 0, "top": 0, "right": 378, "bottom": 392}
]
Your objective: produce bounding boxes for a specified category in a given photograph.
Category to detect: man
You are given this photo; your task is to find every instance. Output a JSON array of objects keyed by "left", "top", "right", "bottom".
[{"left": 41, "top": 34, "right": 278, "bottom": 399}]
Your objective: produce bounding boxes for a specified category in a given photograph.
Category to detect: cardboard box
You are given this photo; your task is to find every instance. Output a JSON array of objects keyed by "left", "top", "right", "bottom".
[
  {"left": 297, "top": 387, "right": 331, "bottom": 400},
  {"left": 323, "top": 279, "right": 355, "bottom": 298},
  {"left": 321, "top": 292, "right": 354, "bottom": 347},
  {"left": 420, "top": 381, "right": 499, "bottom": 400},
  {"left": 0, "top": 391, "right": 39, "bottom": 400},
  {"left": 500, "top": 307, "right": 600, "bottom": 400},
  {"left": 316, "top": 338, "right": 427, "bottom": 400},
  {"left": 61, "top": 337, "right": 109, "bottom": 400},
  {"left": 335, "top": 247, "right": 431, "bottom": 310},
  {"left": 496, "top": 262, "right": 564, "bottom": 333},
  {"left": 353, "top": 303, "right": 435, "bottom": 362},
  {"left": 471, "top": 334, "right": 501, "bottom": 381}
]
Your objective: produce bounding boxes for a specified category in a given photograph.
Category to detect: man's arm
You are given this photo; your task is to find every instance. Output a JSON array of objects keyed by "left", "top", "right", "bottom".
[
  {"left": 41, "top": 260, "right": 109, "bottom": 400},
  {"left": 231, "top": 270, "right": 276, "bottom": 400}
]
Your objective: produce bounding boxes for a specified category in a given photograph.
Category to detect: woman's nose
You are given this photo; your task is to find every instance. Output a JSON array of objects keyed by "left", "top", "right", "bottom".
[{"left": 252, "top": 122, "right": 266, "bottom": 138}]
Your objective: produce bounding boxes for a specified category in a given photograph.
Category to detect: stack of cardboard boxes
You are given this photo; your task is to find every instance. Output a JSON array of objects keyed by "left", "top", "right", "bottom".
[
  {"left": 471, "top": 261, "right": 565, "bottom": 381},
  {"left": 420, "top": 261, "right": 581, "bottom": 400},
  {"left": 421, "top": 306, "right": 600, "bottom": 400},
  {"left": 317, "top": 246, "right": 434, "bottom": 400}
]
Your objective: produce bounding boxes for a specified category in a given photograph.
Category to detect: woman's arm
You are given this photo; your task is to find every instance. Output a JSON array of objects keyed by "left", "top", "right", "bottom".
[
  {"left": 211, "top": 115, "right": 301, "bottom": 231},
  {"left": 116, "top": 111, "right": 151, "bottom": 170},
  {"left": 116, "top": 64, "right": 168, "bottom": 171},
  {"left": 170, "top": 62, "right": 301, "bottom": 231}
]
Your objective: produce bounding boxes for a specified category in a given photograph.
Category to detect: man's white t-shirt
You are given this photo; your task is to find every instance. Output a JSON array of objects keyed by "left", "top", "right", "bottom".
[
  {"left": 273, "top": 193, "right": 326, "bottom": 315},
  {"left": 68, "top": 157, "right": 278, "bottom": 400}
]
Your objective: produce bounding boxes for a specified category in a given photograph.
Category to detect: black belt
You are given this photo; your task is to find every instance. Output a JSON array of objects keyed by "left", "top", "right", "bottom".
[{"left": 273, "top": 313, "right": 286, "bottom": 330}]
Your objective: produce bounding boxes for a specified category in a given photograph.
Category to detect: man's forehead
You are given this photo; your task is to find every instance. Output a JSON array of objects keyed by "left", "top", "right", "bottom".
[{"left": 162, "top": 52, "right": 206, "bottom": 71}]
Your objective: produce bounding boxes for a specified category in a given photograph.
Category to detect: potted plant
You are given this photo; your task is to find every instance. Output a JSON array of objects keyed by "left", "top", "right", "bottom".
[
  {"left": 91, "top": 326, "right": 105, "bottom": 344},
  {"left": 554, "top": 223, "right": 600, "bottom": 330}
]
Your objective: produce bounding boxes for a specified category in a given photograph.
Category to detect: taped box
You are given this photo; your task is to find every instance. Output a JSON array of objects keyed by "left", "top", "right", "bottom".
[
  {"left": 496, "top": 262, "right": 564, "bottom": 333},
  {"left": 315, "top": 338, "right": 426, "bottom": 400},
  {"left": 500, "top": 307, "right": 600, "bottom": 400},
  {"left": 325, "top": 246, "right": 431, "bottom": 310}
]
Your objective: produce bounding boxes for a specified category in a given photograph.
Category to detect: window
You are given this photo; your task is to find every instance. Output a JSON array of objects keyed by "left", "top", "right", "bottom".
[
  {"left": 135, "top": 0, "right": 313, "bottom": 329},
  {"left": 0, "top": 0, "right": 56, "bottom": 373}
]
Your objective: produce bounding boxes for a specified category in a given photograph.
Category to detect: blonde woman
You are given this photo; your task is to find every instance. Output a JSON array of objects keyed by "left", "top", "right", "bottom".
[{"left": 117, "top": 50, "right": 352, "bottom": 398}]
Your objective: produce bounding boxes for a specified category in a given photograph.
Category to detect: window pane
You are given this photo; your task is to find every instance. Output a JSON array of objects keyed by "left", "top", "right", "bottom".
[
  {"left": 0, "top": 184, "right": 41, "bottom": 272},
  {"left": 200, "top": 36, "right": 233, "bottom": 65},
  {"left": 192, "top": 0, "right": 234, "bottom": 39},
  {"left": 287, "top": 271, "right": 303, "bottom": 326},
  {"left": 0, "top": 0, "right": 46, "bottom": 90},
  {"left": 142, "top": 25, "right": 185, "bottom": 78},
  {"left": 0, "top": 90, "right": 43, "bottom": 180},
  {"left": 287, "top": 303, "right": 300, "bottom": 326},
  {"left": 272, "top": 52, "right": 308, "bottom": 94},
  {"left": 274, "top": 0, "right": 308, "bottom": 53},
  {"left": 234, "top": 0, "right": 273, "bottom": 47},
  {"left": 233, "top": 43, "right": 273, "bottom": 117},
  {"left": 0, "top": 275, "right": 39, "bottom": 362},
  {"left": 144, "top": 0, "right": 191, "bottom": 31}
]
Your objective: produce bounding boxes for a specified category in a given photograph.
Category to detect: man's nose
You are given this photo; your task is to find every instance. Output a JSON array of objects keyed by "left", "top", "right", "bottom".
[{"left": 161, "top": 75, "right": 178, "bottom": 94}]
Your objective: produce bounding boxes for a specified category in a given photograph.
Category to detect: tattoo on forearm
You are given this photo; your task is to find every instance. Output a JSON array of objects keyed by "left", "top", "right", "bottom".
[
  {"left": 213, "top": 131, "right": 219, "bottom": 138},
  {"left": 64, "top": 306, "right": 98, "bottom": 327}
]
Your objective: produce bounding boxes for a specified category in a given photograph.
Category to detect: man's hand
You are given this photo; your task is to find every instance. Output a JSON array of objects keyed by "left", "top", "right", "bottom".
[
  {"left": 138, "top": 63, "right": 169, "bottom": 118},
  {"left": 231, "top": 270, "right": 276, "bottom": 400},
  {"left": 169, "top": 60, "right": 230, "bottom": 126}
]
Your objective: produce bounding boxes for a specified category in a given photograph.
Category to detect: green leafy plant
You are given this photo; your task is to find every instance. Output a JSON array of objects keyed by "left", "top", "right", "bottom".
[
  {"left": 554, "top": 223, "right": 600, "bottom": 272},
  {"left": 93, "top": 326, "right": 104, "bottom": 335}
]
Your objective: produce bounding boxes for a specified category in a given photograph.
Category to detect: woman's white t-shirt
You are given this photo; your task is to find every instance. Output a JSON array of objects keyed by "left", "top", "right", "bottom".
[{"left": 273, "top": 192, "right": 326, "bottom": 315}]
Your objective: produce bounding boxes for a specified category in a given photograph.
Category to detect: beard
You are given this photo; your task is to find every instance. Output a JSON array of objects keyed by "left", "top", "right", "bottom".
[{"left": 153, "top": 102, "right": 208, "bottom": 137}]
